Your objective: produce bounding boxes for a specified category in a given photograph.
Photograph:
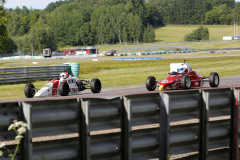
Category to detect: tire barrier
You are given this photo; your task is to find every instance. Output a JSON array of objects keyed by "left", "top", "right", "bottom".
[{"left": 68, "top": 63, "right": 80, "bottom": 77}]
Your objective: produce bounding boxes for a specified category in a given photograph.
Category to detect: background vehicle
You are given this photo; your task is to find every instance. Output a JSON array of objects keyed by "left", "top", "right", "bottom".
[
  {"left": 146, "top": 61, "right": 219, "bottom": 91},
  {"left": 63, "top": 46, "right": 98, "bottom": 56},
  {"left": 106, "top": 50, "right": 118, "bottom": 56},
  {"left": 24, "top": 72, "right": 101, "bottom": 98}
]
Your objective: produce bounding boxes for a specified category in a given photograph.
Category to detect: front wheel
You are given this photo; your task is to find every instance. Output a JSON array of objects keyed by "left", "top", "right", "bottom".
[
  {"left": 209, "top": 72, "right": 219, "bottom": 87},
  {"left": 90, "top": 78, "right": 101, "bottom": 93},
  {"left": 24, "top": 83, "right": 35, "bottom": 98},
  {"left": 146, "top": 76, "right": 157, "bottom": 91},
  {"left": 59, "top": 82, "right": 69, "bottom": 96},
  {"left": 181, "top": 75, "right": 191, "bottom": 89}
]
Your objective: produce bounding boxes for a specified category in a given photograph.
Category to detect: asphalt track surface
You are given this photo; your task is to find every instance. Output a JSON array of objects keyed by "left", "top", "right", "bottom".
[
  {"left": 101, "top": 75, "right": 240, "bottom": 93},
  {"left": 1, "top": 76, "right": 239, "bottom": 103}
]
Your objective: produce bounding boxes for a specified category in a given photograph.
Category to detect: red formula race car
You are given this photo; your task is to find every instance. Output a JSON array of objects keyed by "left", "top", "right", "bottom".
[
  {"left": 146, "top": 61, "right": 219, "bottom": 91},
  {"left": 24, "top": 72, "right": 101, "bottom": 98}
]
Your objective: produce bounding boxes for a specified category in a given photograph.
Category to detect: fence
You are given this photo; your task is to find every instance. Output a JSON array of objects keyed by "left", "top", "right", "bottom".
[
  {"left": 0, "top": 87, "right": 239, "bottom": 160},
  {"left": 0, "top": 65, "right": 70, "bottom": 83}
]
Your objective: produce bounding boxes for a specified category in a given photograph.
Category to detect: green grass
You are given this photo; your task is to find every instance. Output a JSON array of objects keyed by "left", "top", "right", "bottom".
[
  {"left": 0, "top": 52, "right": 240, "bottom": 100},
  {"left": 154, "top": 25, "right": 237, "bottom": 42}
]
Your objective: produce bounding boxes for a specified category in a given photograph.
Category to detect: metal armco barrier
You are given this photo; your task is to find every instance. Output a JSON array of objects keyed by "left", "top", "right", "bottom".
[
  {"left": 0, "top": 65, "right": 69, "bottom": 83},
  {"left": 202, "top": 89, "right": 233, "bottom": 159},
  {"left": 81, "top": 98, "right": 122, "bottom": 160},
  {"left": 0, "top": 87, "right": 239, "bottom": 160},
  {"left": 123, "top": 94, "right": 160, "bottom": 159},
  {"left": 22, "top": 99, "right": 79, "bottom": 160},
  {"left": 160, "top": 90, "right": 201, "bottom": 160}
]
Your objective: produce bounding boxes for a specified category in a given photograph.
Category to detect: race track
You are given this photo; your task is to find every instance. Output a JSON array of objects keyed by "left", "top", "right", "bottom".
[
  {"left": 1, "top": 75, "right": 237, "bottom": 103},
  {"left": 91, "top": 75, "right": 240, "bottom": 97}
]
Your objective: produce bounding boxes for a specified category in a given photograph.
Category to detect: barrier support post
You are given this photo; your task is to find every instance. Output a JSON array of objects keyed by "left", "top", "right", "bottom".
[
  {"left": 159, "top": 93, "right": 170, "bottom": 160},
  {"left": 22, "top": 102, "right": 33, "bottom": 160}
]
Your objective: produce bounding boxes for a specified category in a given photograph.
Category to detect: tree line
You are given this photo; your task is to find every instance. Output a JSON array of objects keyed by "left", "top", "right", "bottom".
[
  {"left": 0, "top": 0, "right": 16, "bottom": 54},
  {"left": 1, "top": 0, "right": 240, "bottom": 54},
  {"left": 3, "top": 0, "right": 155, "bottom": 53},
  {"left": 148, "top": 0, "right": 238, "bottom": 25}
]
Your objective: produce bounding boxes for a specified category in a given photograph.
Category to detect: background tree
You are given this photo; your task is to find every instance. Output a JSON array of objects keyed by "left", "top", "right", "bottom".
[
  {"left": 0, "top": 1, "right": 16, "bottom": 53},
  {"left": 29, "top": 18, "right": 56, "bottom": 53},
  {"left": 205, "top": 4, "right": 232, "bottom": 24},
  {"left": 0, "top": 4, "right": 8, "bottom": 52},
  {"left": 7, "top": 9, "right": 21, "bottom": 36},
  {"left": 122, "top": 27, "right": 128, "bottom": 44},
  {"left": 76, "top": 22, "right": 94, "bottom": 45},
  {"left": 208, "top": 0, "right": 235, "bottom": 9},
  {"left": 143, "top": 24, "right": 155, "bottom": 43},
  {"left": 184, "top": 26, "right": 209, "bottom": 41},
  {"left": 47, "top": 2, "right": 84, "bottom": 46},
  {"left": 134, "top": 15, "right": 143, "bottom": 44}
]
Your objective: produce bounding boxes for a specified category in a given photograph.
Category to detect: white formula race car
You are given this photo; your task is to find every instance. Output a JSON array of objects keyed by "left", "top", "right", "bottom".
[{"left": 24, "top": 72, "right": 101, "bottom": 98}]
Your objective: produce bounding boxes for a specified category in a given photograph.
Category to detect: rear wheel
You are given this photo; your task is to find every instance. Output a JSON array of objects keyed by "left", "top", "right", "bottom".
[
  {"left": 146, "top": 76, "right": 157, "bottom": 91},
  {"left": 181, "top": 75, "right": 191, "bottom": 89},
  {"left": 24, "top": 83, "right": 35, "bottom": 98},
  {"left": 209, "top": 72, "right": 219, "bottom": 87},
  {"left": 90, "top": 78, "right": 101, "bottom": 93},
  {"left": 59, "top": 82, "right": 69, "bottom": 96}
]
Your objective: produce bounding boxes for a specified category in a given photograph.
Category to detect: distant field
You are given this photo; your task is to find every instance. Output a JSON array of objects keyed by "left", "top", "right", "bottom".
[
  {"left": 61, "top": 25, "right": 240, "bottom": 52},
  {"left": 154, "top": 25, "right": 237, "bottom": 42},
  {"left": 0, "top": 52, "right": 240, "bottom": 100}
]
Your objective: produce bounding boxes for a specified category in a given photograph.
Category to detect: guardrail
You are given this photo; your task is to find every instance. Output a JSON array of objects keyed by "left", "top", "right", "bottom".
[
  {"left": 0, "top": 87, "right": 239, "bottom": 160},
  {"left": 114, "top": 57, "right": 162, "bottom": 61},
  {"left": 0, "top": 65, "right": 70, "bottom": 83},
  {"left": 201, "top": 48, "right": 240, "bottom": 51}
]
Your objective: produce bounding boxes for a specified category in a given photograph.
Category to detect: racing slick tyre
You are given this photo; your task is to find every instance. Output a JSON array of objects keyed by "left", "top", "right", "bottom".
[
  {"left": 59, "top": 82, "right": 69, "bottom": 96},
  {"left": 209, "top": 72, "right": 219, "bottom": 87},
  {"left": 146, "top": 76, "right": 157, "bottom": 91},
  {"left": 24, "top": 83, "right": 35, "bottom": 98},
  {"left": 90, "top": 78, "right": 102, "bottom": 93},
  {"left": 181, "top": 75, "right": 191, "bottom": 89}
]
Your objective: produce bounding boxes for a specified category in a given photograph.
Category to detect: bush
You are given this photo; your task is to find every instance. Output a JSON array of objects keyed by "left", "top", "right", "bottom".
[{"left": 184, "top": 26, "right": 209, "bottom": 41}]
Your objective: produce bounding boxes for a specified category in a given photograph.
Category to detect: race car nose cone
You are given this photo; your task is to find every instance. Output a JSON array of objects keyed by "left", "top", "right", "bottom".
[
  {"left": 159, "top": 85, "right": 164, "bottom": 90},
  {"left": 35, "top": 82, "right": 53, "bottom": 97},
  {"left": 35, "top": 88, "right": 52, "bottom": 97}
]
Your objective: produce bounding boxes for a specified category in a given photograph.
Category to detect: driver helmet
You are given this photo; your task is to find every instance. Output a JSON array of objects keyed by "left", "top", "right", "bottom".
[
  {"left": 59, "top": 72, "right": 69, "bottom": 79},
  {"left": 177, "top": 67, "right": 185, "bottom": 73}
]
